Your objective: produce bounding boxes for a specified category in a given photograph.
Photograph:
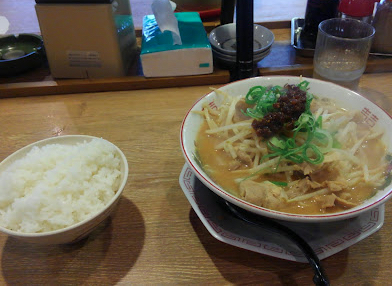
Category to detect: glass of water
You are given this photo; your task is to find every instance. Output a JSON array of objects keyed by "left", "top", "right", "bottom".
[{"left": 313, "top": 18, "right": 375, "bottom": 88}]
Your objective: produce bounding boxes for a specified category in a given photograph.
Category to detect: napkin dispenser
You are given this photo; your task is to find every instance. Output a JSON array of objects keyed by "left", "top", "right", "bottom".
[
  {"left": 140, "top": 11, "right": 213, "bottom": 78},
  {"left": 35, "top": 0, "right": 137, "bottom": 78}
]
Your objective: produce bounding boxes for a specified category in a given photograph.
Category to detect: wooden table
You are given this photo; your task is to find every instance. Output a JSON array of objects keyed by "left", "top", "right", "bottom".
[
  {"left": 2, "top": 2, "right": 392, "bottom": 284},
  {"left": 0, "top": 72, "right": 392, "bottom": 285}
]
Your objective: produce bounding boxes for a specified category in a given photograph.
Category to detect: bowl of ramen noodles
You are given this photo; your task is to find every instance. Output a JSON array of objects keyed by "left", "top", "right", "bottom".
[{"left": 180, "top": 76, "right": 392, "bottom": 223}]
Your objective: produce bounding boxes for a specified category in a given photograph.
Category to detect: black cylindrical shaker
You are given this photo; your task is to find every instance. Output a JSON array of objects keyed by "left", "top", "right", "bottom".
[{"left": 301, "top": 0, "right": 340, "bottom": 48}]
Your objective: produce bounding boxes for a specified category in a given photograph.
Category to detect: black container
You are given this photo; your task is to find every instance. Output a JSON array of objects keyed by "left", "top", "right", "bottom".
[
  {"left": 300, "top": 0, "right": 340, "bottom": 49},
  {"left": 372, "top": 0, "right": 392, "bottom": 53},
  {"left": 0, "top": 34, "right": 45, "bottom": 77}
]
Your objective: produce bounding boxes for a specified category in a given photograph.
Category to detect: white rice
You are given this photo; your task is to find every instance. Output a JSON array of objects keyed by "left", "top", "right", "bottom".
[{"left": 0, "top": 138, "right": 122, "bottom": 233}]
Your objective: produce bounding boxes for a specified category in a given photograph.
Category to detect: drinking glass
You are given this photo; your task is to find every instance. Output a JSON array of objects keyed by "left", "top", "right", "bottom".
[{"left": 313, "top": 18, "right": 375, "bottom": 87}]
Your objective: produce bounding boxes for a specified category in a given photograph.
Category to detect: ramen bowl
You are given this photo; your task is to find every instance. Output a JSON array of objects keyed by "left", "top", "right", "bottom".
[
  {"left": 0, "top": 135, "right": 129, "bottom": 244},
  {"left": 180, "top": 76, "right": 392, "bottom": 223}
]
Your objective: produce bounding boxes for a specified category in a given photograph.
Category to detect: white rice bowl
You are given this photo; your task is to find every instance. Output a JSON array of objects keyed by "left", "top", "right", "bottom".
[{"left": 0, "top": 135, "right": 128, "bottom": 244}]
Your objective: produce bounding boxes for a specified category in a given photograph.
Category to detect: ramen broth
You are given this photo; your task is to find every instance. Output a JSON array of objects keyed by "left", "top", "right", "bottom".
[{"left": 195, "top": 89, "right": 389, "bottom": 215}]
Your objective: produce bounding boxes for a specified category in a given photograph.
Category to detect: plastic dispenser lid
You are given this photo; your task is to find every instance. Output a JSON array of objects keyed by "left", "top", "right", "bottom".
[{"left": 338, "top": 0, "right": 380, "bottom": 17}]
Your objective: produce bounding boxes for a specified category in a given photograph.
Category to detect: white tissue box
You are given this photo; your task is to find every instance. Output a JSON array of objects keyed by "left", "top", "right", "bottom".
[{"left": 140, "top": 12, "right": 213, "bottom": 78}]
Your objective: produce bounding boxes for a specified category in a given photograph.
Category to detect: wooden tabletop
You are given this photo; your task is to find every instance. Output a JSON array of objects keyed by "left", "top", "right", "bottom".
[
  {"left": 2, "top": 2, "right": 392, "bottom": 285},
  {"left": 1, "top": 72, "right": 392, "bottom": 285}
]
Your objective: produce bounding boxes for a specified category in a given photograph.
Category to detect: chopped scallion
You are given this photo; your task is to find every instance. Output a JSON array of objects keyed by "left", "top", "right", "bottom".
[
  {"left": 244, "top": 81, "right": 334, "bottom": 167},
  {"left": 269, "top": 181, "right": 288, "bottom": 187}
]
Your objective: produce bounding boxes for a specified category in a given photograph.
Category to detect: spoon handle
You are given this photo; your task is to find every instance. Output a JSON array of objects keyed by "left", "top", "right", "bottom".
[{"left": 224, "top": 201, "right": 330, "bottom": 286}]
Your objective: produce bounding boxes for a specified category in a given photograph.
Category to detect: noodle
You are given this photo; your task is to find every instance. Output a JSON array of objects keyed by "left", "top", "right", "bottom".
[{"left": 195, "top": 83, "right": 390, "bottom": 215}]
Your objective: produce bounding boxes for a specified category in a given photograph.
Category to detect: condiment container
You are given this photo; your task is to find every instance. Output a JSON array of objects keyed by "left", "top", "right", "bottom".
[
  {"left": 372, "top": 0, "right": 392, "bottom": 53},
  {"left": 338, "top": 0, "right": 379, "bottom": 23},
  {"left": 300, "top": 0, "right": 340, "bottom": 48}
]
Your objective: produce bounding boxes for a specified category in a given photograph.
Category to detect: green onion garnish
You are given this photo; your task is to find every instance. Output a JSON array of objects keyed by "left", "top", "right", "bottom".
[
  {"left": 269, "top": 181, "right": 288, "bottom": 187},
  {"left": 244, "top": 85, "right": 283, "bottom": 119},
  {"left": 247, "top": 81, "right": 334, "bottom": 167}
]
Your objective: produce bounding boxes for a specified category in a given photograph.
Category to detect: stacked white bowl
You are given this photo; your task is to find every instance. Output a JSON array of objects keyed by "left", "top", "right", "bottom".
[{"left": 209, "top": 23, "right": 274, "bottom": 69}]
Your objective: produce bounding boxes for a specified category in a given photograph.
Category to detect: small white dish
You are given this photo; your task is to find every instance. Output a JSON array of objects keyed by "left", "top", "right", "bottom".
[
  {"left": 179, "top": 163, "right": 384, "bottom": 262},
  {"left": 209, "top": 23, "right": 275, "bottom": 56}
]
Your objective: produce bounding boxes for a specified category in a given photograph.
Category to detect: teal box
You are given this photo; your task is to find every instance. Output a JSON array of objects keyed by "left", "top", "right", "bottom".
[{"left": 140, "top": 12, "right": 213, "bottom": 77}]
